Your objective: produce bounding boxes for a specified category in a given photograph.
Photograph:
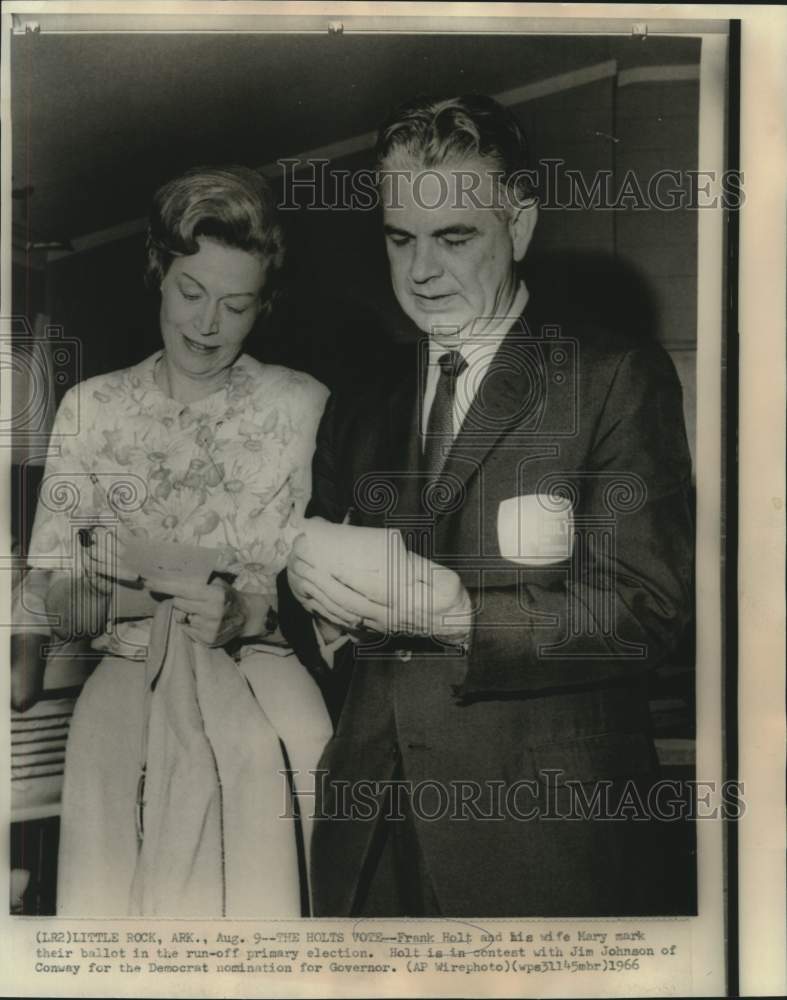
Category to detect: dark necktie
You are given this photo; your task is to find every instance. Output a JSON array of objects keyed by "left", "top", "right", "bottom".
[{"left": 422, "top": 350, "right": 468, "bottom": 479}]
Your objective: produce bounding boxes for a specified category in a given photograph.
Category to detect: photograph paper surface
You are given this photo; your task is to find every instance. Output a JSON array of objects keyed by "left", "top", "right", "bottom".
[{"left": 1, "top": 3, "right": 784, "bottom": 999}]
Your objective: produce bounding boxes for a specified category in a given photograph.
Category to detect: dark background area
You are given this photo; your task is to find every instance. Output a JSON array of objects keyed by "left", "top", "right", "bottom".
[
  {"left": 11, "top": 29, "right": 700, "bottom": 915},
  {"left": 13, "top": 32, "right": 699, "bottom": 408}
]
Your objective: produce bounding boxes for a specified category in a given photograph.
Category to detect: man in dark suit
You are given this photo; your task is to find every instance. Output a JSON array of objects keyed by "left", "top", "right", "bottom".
[{"left": 278, "top": 94, "right": 694, "bottom": 917}]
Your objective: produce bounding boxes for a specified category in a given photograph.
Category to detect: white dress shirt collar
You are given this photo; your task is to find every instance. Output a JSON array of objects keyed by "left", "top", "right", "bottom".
[
  {"left": 422, "top": 281, "right": 530, "bottom": 440},
  {"left": 426, "top": 281, "right": 530, "bottom": 368}
]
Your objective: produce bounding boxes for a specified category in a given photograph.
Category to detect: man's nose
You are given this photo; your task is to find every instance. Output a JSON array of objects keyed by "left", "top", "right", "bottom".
[
  {"left": 196, "top": 300, "right": 220, "bottom": 335},
  {"left": 409, "top": 239, "right": 442, "bottom": 284}
]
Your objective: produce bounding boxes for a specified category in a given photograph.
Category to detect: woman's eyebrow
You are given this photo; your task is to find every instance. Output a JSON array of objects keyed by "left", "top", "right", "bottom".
[
  {"left": 179, "top": 272, "right": 256, "bottom": 298},
  {"left": 179, "top": 270, "right": 206, "bottom": 290}
]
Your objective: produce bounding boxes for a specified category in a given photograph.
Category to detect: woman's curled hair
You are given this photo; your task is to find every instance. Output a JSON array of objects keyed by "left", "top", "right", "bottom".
[{"left": 145, "top": 165, "right": 285, "bottom": 310}]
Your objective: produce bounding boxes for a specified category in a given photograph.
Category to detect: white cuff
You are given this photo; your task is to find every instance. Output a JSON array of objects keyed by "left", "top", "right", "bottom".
[{"left": 313, "top": 619, "right": 351, "bottom": 669}]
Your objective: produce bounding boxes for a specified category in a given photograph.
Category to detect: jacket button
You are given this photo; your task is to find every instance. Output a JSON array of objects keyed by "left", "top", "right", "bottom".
[{"left": 396, "top": 649, "right": 412, "bottom": 662}]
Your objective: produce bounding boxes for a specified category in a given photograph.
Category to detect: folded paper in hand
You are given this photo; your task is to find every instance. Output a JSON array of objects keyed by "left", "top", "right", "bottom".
[
  {"left": 112, "top": 538, "right": 220, "bottom": 620},
  {"left": 298, "top": 519, "right": 405, "bottom": 605},
  {"left": 121, "top": 537, "right": 219, "bottom": 583}
]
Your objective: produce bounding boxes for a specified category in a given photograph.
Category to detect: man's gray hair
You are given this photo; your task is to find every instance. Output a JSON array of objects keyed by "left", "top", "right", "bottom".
[{"left": 374, "top": 93, "right": 536, "bottom": 207}]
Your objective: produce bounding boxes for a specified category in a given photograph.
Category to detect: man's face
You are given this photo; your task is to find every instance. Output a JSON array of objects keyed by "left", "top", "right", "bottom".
[{"left": 381, "top": 156, "right": 534, "bottom": 339}]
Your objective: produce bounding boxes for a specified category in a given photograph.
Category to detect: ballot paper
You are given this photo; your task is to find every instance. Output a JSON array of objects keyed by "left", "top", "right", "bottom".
[
  {"left": 295, "top": 518, "right": 470, "bottom": 639},
  {"left": 296, "top": 518, "right": 406, "bottom": 606},
  {"left": 100, "top": 537, "right": 218, "bottom": 620},
  {"left": 119, "top": 536, "right": 220, "bottom": 584}
]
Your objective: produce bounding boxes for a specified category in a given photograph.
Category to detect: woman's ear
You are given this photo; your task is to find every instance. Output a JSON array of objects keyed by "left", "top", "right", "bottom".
[{"left": 510, "top": 201, "right": 538, "bottom": 263}]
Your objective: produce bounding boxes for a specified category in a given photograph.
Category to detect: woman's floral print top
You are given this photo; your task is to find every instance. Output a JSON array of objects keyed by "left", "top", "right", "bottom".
[{"left": 28, "top": 351, "right": 329, "bottom": 603}]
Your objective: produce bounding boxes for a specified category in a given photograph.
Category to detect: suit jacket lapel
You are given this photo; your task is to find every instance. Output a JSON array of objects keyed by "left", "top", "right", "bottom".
[
  {"left": 375, "top": 313, "right": 548, "bottom": 525},
  {"left": 441, "top": 312, "right": 544, "bottom": 496}
]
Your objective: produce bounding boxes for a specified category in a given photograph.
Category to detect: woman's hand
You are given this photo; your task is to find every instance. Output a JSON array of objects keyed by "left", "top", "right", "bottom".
[
  {"left": 80, "top": 526, "right": 139, "bottom": 595},
  {"left": 143, "top": 574, "right": 248, "bottom": 648},
  {"left": 44, "top": 526, "right": 138, "bottom": 640}
]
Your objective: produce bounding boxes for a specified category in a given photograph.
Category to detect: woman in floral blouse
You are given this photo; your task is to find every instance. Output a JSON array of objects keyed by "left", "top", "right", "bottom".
[{"left": 26, "top": 166, "right": 332, "bottom": 917}]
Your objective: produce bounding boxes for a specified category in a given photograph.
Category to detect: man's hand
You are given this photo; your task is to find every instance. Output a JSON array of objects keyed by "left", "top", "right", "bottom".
[
  {"left": 287, "top": 532, "right": 472, "bottom": 647},
  {"left": 287, "top": 531, "right": 369, "bottom": 633},
  {"left": 144, "top": 575, "right": 248, "bottom": 648}
]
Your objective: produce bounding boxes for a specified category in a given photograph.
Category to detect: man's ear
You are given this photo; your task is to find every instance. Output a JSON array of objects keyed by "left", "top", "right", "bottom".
[{"left": 509, "top": 201, "right": 538, "bottom": 263}]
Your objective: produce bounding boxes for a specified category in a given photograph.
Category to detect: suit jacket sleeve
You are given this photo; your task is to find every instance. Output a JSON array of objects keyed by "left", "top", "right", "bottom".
[{"left": 458, "top": 343, "right": 694, "bottom": 696}]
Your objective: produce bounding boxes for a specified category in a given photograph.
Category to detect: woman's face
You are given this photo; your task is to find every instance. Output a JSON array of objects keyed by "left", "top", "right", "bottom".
[{"left": 159, "top": 237, "right": 269, "bottom": 380}]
